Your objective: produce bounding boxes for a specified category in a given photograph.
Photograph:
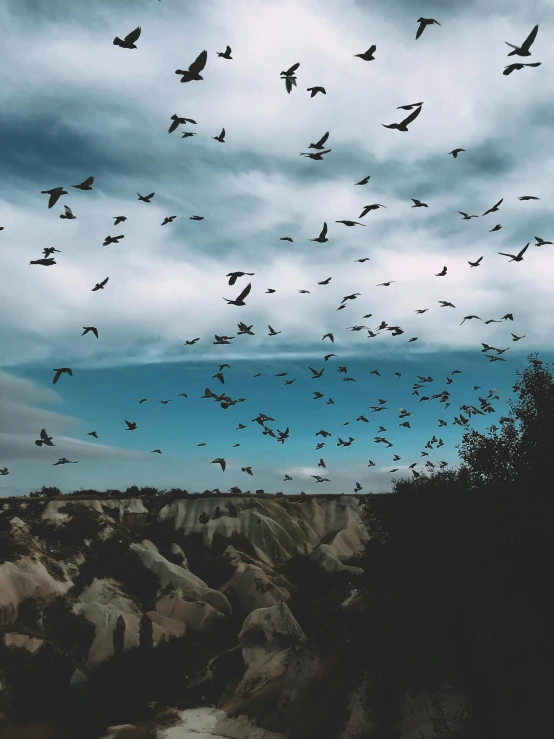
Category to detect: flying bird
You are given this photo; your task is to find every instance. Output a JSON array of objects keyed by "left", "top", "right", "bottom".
[
  {"left": 30, "top": 258, "right": 56, "bottom": 266},
  {"left": 217, "top": 46, "right": 232, "bottom": 59},
  {"left": 82, "top": 326, "right": 99, "bottom": 338},
  {"left": 382, "top": 105, "right": 422, "bottom": 131},
  {"left": 449, "top": 149, "right": 465, "bottom": 158},
  {"left": 416, "top": 18, "right": 441, "bottom": 40},
  {"left": 468, "top": 257, "right": 483, "bottom": 267},
  {"left": 503, "top": 62, "right": 541, "bottom": 76},
  {"left": 113, "top": 216, "right": 127, "bottom": 225},
  {"left": 518, "top": 195, "right": 539, "bottom": 201},
  {"left": 411, "top": 199, "right": 428, "bottom": 208},
  {"left": 103, "top": 235, "right": 124, "bottom": 246},
  {"left": 227, "top": 271, "right": 255, "bottom": 285},
  {"left": 213, "top": 128, "right": 226, "bottom": 143},
  {"left": 52, "top": 368, "right": 72, "bottom": 385},
  {"left": 355, "top": 176, "right": 371, "bottom": 185},
  {"left": 482, "top": 198, "right": 503, "bottom": 216},
  {"left": 535, "top": 236, "right": 553, "bottom": 246},
  {"left": 35, "top": 428, "right": 55, "bottom": 447},
  {"left": 498, "top": 243, "right": 529, "bottom": 262},
  {"left": 307, "top": 86, "right": 326, "bottom": 97},
  {"left": 137, "top": 192, "right": 155, "bottom": 202},
  {"left": 210, "top": 458, "right": 226, "bottom": 471},
  {"left": 41, "top": 187, "right": 67, "bottom": 209},
  {"left": 72, "top": 176, "right": 93, "bottom": 190},
  {"left": 309, "top": 223, "right": 328, "bottom": 243},
  {"left": 300, "top": 149, "right": 331, "bottom": 160},
  {"left": 505, "top": 25, "right": 539, "bottom": 56},
  {"left": 113, "top": 27, "right": 141, "bottom": 49},
  {"left": 176, "top": 50, "right": 208, "bottom": 82},
  {"left": 60, "top": 205, "right": 76, "bottom": 219},
  {"left": 280, "top": 237, "right": 293, "bottom": 242},
  {"left": 124, "top": 420, "right": 137, "bottom": 430},
  {"left": 224, "top": 283, "right": 251, "bottom": 306},
  {"left": 435, "top": 266, "right": 447, "bottom": 276},
  {"left": 459, "top": 211, "right": 479, "bottom": 220},
  {"left": 490, "top": 224, "right": 502, "bottom": 232},
  {"left": 359, "top": 204, "right": 386, "bottom": 217},
  {"left": 87, "top": 431, "right": 98, "bottom": 438},
  {"left": 92, "top": 277, "right": 109, "bottom": 291},
  {"left": 309, "top": 132, "right": 329, "bottom": 149},
  {"left": 168, "top": 115, "right": 197, "bottom": 133},
  {"left": 185, "top": 338, "right": 200, "bottom": 345},
  {"left": 354, "top": 45, "right": 376, "bottom": 61},
  {"left": 161, "top": 216, "right": 176, "bottom": 226},
  {"left": 336, "top": 220, "right": 365, "bottom": 227}
]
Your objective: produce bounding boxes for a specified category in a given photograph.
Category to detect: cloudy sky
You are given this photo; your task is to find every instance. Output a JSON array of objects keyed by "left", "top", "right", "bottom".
[{"left": 1, "top": 0, "right": 553, "bottom": 497}]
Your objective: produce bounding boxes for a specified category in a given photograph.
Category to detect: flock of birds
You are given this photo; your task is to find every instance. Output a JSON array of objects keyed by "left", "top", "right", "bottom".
[{"left": 1, "top": 16, "right": 549, "bottom": 493}]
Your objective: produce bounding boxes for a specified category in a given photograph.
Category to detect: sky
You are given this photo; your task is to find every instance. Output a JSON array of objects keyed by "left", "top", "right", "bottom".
[{"left": 1, "top": 0, "right": 553, "bottom": 497}]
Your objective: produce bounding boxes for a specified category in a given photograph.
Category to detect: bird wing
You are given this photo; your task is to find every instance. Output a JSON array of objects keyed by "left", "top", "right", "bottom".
[
  {"left": 317, "top": 131, "right": 330, "bottom": 146},
  {"left": 518, "top": 243, "right": 529, "bottom": 257},
  {"left": 189, "top": 50, "right": 208, "bottom": 74},
  {"left": 221, "top": 128, "right": 225, "bottom": 138},
  {"left": 320, "top": 222, "right": 328, "bottom": 238},
  {"left": 236, "top": 283, "right": 252, "bottom": 302},
  {"left": 498, "top": 252, "right": 516, "bottom": 258},
  {"left": 146, "top": 193, "right": 155, "bottom": 199},
  {"left": 225, "top": 46, "right": 232, "bottom": 55},
  {"left": 401, "top": 105, "right": 422, "bottom": 127},
  {"left": 526, "top": 62, "right": 542, "bottom": 67},
  {"left": 522, "top": 24, "right": 539, "bottom": 51},
  {"left": 125, "top": 27, "right": 141, "bottom": 44},
  {"left": 168, "top": 119, "right": 180, "bottom": 133},
  {"left": 100, "top": 277, "right": 109, "bottom": 286},
  {"left": 284, "top": 62, "right": 300, "bottom": 75},
  {"left": 64, "top": 205, "right": 72, "bottom": 215},
  {"left": 82, "top": 176, "right": 93, "bottom": 187},
  {"left": 415, "top": 21, "right": 426, "bottom": 39}
]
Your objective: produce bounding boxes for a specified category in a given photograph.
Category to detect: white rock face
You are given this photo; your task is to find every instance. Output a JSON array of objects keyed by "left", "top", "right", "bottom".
[
  {"left": 3, "top": 632, "right": 44, "bottom": 652},
  {"left": 219, "top": 560, "right": 291, "bottom": 614},
  {"left": 158, "top": 496, "right": 369, "bottom": 570},
  {"left": 0, "top": 557, "right": 72, "bottom": 624}
]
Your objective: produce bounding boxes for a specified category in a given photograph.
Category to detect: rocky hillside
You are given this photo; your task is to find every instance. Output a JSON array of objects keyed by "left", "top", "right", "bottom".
[{"left": 0, "top": 493, "right": 377, "bottom": 739}]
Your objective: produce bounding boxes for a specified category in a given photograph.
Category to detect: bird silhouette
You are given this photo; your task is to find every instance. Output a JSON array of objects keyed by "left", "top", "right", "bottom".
[
  {"left": 505, "top": 25, "right": 539, "bottom": 56},
  {"left": 92, "top": 277, "right": 109, "bottom": 291},
  {"left": 210, "top": 458, "right": 226, "bottom": 471},
  {"left": 124, "top": 420, "right": 137, "bottom": 430},
  {"left": 137, "top": 192, "right": 155, "bottom": 202},
  {"left": 449, "top": 149, "right": 465, "bottom": 158},
  {"left": 30, "top": 258, "right": 56, "bottom": 266},
  {"left": 227, "top": 271, "right": 255, "bottom": 285},
  {"left": 73, "top": 176, "right": 93, "bottom": 190},
  {"left": 458, "top": 211, "right": 479, "bottom": 219},
  {"left": 213, "top": 128, "right": 226, "bottom": 142},
  {"left": 309, "top": 223, "right": 328, "bottom": 242},
  {"left": 300, "top": 149, "right": 331, "bottom": 160},
  {"left": 60, "top": 205, "right": 76, "bottom": 219},
  {"left": 498, "top": 243, "right": 529, "bottom": 262},
  {"left": 217, "top": 46, "right": 232, "bottom": 59},
  {"left": 308, "top": 132, "right": 329, "bottom": 149},
  {"left": 52, "top": 368, "right": 72, "bottom": 385},
  {"left": 416, "top": 18, "right": 441, "bottom": 40},
  {"left": 359, "top": 204, "right": 386, "bottom": 217},
  {"left": 176, "top": 50, "right": 208, "bottom": 82},
  {"left": 168, "top": 115, "right": 197, "bottom": 133},
  {"left": 355, "top": 175, "right": 370, "bottom": 185},
  {"left": 113, "top": 27, "right": 141, "bottom": 49},
  {"left": 411, "top": 199, "right": 428, "bottom": 208},
  {"left": 503, "top": 62, "right": 541, "bottom": 76},
  {"left": 382, "top": 105, "right": 422, "bottom": 131},
  {"left": 113, "top": 216, "right": 127, "bottom": 225},
  {"left": 307, "top": 86, "right": 326, "bottom": 97},
  {"left": 224, "top": 283, "right": 251, "bottom": 306},
  {"left": 82, "top": 326, "right": 99, "bottom": 338},
  {"left": 35, "top": 429, "right": 55, "bottom": 447},
  {"left": 354, "top": 45, "right": 376, "bottom": 61},
  {"left": 41, "top": 187, "right": 67, "bottom": 209},
  {"left": 482, "top": 198, "right": 503, "bottom": 216},
  {"left": 468, "top": 257, "right": 483, "bottom": 267}
]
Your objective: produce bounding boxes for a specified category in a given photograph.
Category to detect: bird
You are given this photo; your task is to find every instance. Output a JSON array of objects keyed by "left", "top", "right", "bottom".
[
  {"left": 322, "top": 333, "right": 334, "bottom": 342},
  {"left": 53, "top": 458, "right": 78, "bottom": 466},
  {"left": 161, "top": 216, "right": 176, "bottom": 226},
  {"left": 181, "top": 132, "right": 197, "bottom": 139},
  {"left": 280, "top": 237, "right": 293, "bottom": 242},
  {"left": 227, "top": 271, "right": 255, "bottom": 285},
  {"left": 217, "top": 46, "right": 232, "bottom": 59},
  {"left": 482, "top": 198, "right": 503, "bottom": 216},
  {"left": 411, "top": 199, "right": 428, "bottom": 208},
  {"left": 535, "top": 236, "right": 553, "bottom": 246},
  {"left": 60, "top": 205, "right": 76, "bottom": 219},
  {"left": 503, "top": 62, "right": 541, "bottom": 76},
  {"left": 490, "top": 225, "right": 502, "bottom": 232},
  {"left": 124, "top": 420, "right": 137, "bottom": 430},
  {"left": 0, "top": 469, "right": 9, "bottom": 475},
  {"left": 300, "top": 149, "right": 331, "bottom": 160},
  {"left": 468, "top": 257, "right": 483, "bottom": 267},
  {"left": 176, "top": 50, "right": 208, "bottom": 82},
  {"left": 137, "top": 192, "right": 155, "bottom": 203},
  {"left": 309, "top": 223, "right": 328, "bottom": 243},
  {"left": 416, "top": 18, "right": 441, "bottom": 40},
  {"left": 168, "top": 115, "right": 197, "bottom": 133},
  {"left": 307, "top": 86, "right": 326, "bottom": 97},
  {"left": 435, "top": 266, "right": 447, "bottom": 276},
  {"left": 213, "top": 128, "right": 226, "bottom": 143},
  {"left": 151, "top": 449, "right": 162, "bottom": 454},
  {"left": 41, "top": 187, "right": 67, "bottom": 209},
  {"left": 505, "top": 25, "right": 539, "bottom": 56},
  {"left": 498, "top": 243, "right": 529, "bottom": 262},
  {"left": 355, "top": 176, "right": 371, "bottom": 185},
  {"left": 382, "top": 105, "right": 422, "bottom": 131},
  {"left": 359, "top": 204, "right": 386, "bottom": 217},
  {"left": 113, "top": 216, "right": 127, "bottom": 225},
  {"left": 377, "top": 281, "right": 395, "bottom": 287},
  {"left": 210, "top": 458, "right": 226, "bottom": 471},
  {"left": 185, "top": 338, "right": 200, "bottom": 345},
  {"left": 460, "top": 315, "right": 482, "bottom": 326},
  {"left": 35, "top": 429, "right": 55, "bottom": 447},
  {"left": 87, "top": 431, "right": 98, "bottom": 438},
  {"left": 52, "top": 368, "right": 72, "bottom": 385},
  {"left": 242, "top": 466, "right": 253, "bottom": 476},
  {"left": 354, "top": 45, "right": 376, "bottom": 61},
  {"left": 103, "top": 235, "right": 124, "bottom": 246},
  {"left": 308, "top": 132, "right": 329, "bottom": 149},
  {"left": 281, "top": 62, "right": 300, "bottom": 77},
  {"left": 398, "top": 102, "right": 423, "bottom": 110},
  {"left": 82, "top": 326, "right": 98, "bottom": 338},
  {"left": 438, "top": 301, "right": 455, "bottom": 307},
  {"left": 72, "top": 176, "right": 93, "bottom": 191},
  {"left": 92, "top": 277, "right": 109, "bottom": 291},
  {"left": 309, "top": 367, "right": 324, "bottom": 379},
  {"left": 283, "top": 75, "right": 298, "bottom": 94},
  {"left": 298, "top": 290, "right": 310, "bottom": 294},
  {"left": 190, "top": 215, "right": 204, "bottom": 220},
  {"left": 113, "top": 27, "right": 141, "bottom": 49},
  {"left": 511, "top": 333, "right": 526, "bottom": 341},
  {"left": 138, "top": 399, "right": 147, "bottom": 404},
  {"left": 224, "top": 283, "right": 251, "bottom": 306},
  {"left": 458, "top": 211, "right": 479, "bottom": 220},
  {"left": 336, "top": 220, "right": 365, "bottom": 227},
  {"left": 518, "top": 195, "right": 539, "bottom": 201},
  {"left": 30, "top": 258, "right": 56, "bottom": 266},
  {"left": 356, "top": 258, "right": 370, "bottom": 263}
]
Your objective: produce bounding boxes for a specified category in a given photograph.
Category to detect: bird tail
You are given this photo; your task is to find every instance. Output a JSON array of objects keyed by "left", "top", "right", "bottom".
[{"left": 113, "top": 37, "right": 123, "bottom": 46}]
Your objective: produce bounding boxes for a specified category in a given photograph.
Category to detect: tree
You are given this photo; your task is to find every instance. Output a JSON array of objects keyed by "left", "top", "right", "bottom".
[
  {"left": 458, "top": 353, "right": 554, "bottom": 491},
  {"left": 113, "top": 614, "right": 126, "bottom": 656},
  {"left": 139, "top": 613, "right": 153, "bottom": 650}
]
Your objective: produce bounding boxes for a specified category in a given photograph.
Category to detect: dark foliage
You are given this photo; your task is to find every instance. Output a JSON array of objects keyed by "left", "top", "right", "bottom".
[
  {"left": 42, "top": 596, "right": 96, "bottom": 663},
  {"left": 113, "top": 614, "right": 126, "bottom": 656}
]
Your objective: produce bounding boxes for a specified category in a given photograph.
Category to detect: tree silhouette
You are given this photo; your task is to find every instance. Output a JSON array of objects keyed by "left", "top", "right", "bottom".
[
  {"left": 113, "top": 614, "right": 126, "bottom": 656},
  {"left": 138, "top": 613, "right": 153, "bottom": 650}
]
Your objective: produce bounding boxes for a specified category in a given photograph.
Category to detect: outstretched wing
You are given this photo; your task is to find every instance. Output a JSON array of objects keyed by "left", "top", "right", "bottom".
[
  {"left": 236, "top": 282, "right": 252, "bottom": 303},
  {"left": 320, "top": 222, "right": 328, "bottom": 238},
  {"left": 81, "top": 176, "right": 94, "bottom": 187},
  {"left": 125, "top": 27, "right": 141, "bottom": 44},
  {"left": 522, "top": 24, "right": 539, "bottom": 51},
  {"left": 284, "top": 62, "right": 300, "bottom": 76},
  {"left": 518, "top": 243, "right": 529, "bottom": 258},
  {"left": 400, "top": 104, "right": 422, "bottom": 127},
  {"left": 316, "top": 131, "right": 329, "bottom": 147},
  {"left": 189, "top": 50, "right": 207, "bottom": 74}
]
